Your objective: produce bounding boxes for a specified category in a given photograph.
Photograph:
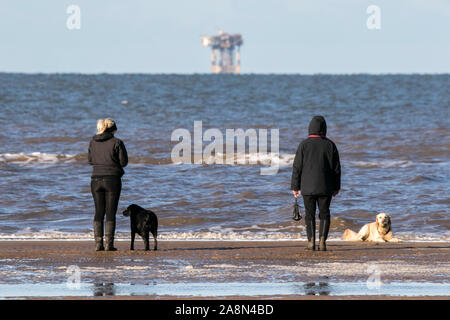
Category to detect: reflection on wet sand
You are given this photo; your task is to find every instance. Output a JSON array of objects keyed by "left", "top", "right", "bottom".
[
  {"left": 303, "top": 282, "right": 330, "bottom": 296},
  {"left": 0, "top": 281, "right": 448, "bottom": 298},
  {"left": 93, "top": 282, "right": 115, "bottom": 297}
]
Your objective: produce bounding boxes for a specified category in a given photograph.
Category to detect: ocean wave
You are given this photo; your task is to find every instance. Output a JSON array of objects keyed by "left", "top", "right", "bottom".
[
  {"left": 1, "top": 152, "right": 446, "bottom": 170},
  {"left": 408, "top": 175, "right": 442, "bottom": 183},
  {"left": 23, "top": 137, "right": 83, "bottom": 144},
  {"left": 0, "top": 231, "right": 448, "bottom": 242},
  {"left": 0, "top": 151, "right": 296, "bottom": 167},
  {"left": 131, "top": 156, "right": 173, "bottom": 165},
  {"left": 0, "top": 152, "right": 78, "bottom": 164},
  {"left": 200, "top": 152, "right": 295, "bottom": 167},
  {"left": 350, "top": 160, "right": 414, "bottom": 169},
  {"left": 0, "top": 152, "right": 172, "bottom": 166}
]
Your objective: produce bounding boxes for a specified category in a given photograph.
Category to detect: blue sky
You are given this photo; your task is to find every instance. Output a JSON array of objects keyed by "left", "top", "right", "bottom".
[{"left": 0, "top": 0, "right": 449, "bottom": 73}]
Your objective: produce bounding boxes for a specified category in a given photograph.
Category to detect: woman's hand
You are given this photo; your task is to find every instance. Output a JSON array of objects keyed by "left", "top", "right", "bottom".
[{"left": 292, "top": 190, "right": 301, "bottom": 198}]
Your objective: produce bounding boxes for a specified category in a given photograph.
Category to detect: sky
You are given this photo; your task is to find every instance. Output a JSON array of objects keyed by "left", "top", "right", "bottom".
[{"left": 0, "top": 0, "right": 449, "bottom": 74}]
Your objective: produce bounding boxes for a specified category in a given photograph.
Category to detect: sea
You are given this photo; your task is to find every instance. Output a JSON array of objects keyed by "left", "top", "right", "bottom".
[{"left": 0, "top": 73, "right": 448, "bottom": 241}]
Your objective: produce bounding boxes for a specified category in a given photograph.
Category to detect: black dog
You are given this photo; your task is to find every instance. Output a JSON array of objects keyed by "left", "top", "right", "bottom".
[{"left": 122, "top": 204, "right": 158, "bottom": 251}]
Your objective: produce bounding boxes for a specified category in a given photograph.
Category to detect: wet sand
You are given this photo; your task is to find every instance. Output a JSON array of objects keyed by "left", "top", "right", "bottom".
[{"left": 0, "top": 241, "right": 448, "bottom": 299}]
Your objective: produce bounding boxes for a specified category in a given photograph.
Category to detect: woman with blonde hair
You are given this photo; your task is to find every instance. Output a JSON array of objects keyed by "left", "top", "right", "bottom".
[{"left": 88, "top": 118, "right": 128, "bottom": 251}]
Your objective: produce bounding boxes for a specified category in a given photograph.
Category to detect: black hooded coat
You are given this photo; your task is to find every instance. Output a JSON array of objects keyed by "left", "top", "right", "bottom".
[
  {"left": 88, "top": 132, "right": 128, "bottom": 177},
  {"left": 291, "top": 116, "right": 341, "bottom": 196}
]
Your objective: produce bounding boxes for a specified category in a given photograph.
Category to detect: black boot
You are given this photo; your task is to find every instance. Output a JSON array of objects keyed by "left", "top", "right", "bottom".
[
  {"left": 105, "top": 221, "right": 117, "bottom": 251},
  {"left": 93, "top": 221, "right": 104, "bottom": 251},
  {"left": 305, "top": 218, "right": 316, "bottom": 251},
  {"left": 319, "top": 217, "right": 330, "bottom": 251}
]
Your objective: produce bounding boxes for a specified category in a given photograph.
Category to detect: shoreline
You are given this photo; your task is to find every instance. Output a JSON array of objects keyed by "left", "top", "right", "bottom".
[
  {"left": 0, "top": 241, "right": 448, "bottom": 299},
  {"left": 0, "top": 236, "right": 448, "bottom": 242}
]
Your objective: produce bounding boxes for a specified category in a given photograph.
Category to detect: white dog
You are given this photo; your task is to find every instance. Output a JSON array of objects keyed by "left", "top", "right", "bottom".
[{"left": 342, "top": 213, "right": 401, "bottom": 242}]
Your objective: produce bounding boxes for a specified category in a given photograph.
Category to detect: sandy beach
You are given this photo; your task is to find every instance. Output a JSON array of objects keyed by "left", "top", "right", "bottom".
[{"left": 0, "top": 240, "right": 448, "bottom": 299}]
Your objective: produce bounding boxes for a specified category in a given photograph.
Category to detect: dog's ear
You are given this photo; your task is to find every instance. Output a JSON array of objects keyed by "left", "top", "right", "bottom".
[
  {"left": 375, "top": 214, "right": 381, "bottom": 227},
  {"left": 386, "top": 215, "right": 392, "bottom": 233}
]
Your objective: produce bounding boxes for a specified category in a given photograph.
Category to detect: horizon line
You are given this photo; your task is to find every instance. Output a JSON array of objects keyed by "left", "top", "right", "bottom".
[{"left": 1, "top": 71, "right": 449, "bottom": 76}]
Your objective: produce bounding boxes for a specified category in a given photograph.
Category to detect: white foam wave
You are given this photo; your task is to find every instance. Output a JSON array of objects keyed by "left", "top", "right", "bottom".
[
  {"left": 0, "top": 152, "right": 76, "bottom": 164},
  {"left": 0, "top": 231, "right": 302, "bottom": 241},
  {"left": 0, "top": 231, "right": 448, "bottom": 242},
  {"left": 175, "top": 154, "right": 431, "bottom": 169},
  {"left": 181, "top": 152, "right": 296, "bottom": 167},
  {"left": 1, "top": 152, "right": 442, "bottom": 170},
  {"left": 351, "top": 160, "right": 414, "bottom": 169}
]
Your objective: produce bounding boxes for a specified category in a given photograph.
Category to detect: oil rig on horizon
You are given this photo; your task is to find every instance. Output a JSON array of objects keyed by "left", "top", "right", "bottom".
[{"left": 201, "top": 30, "right": 243, "bottom": 74}]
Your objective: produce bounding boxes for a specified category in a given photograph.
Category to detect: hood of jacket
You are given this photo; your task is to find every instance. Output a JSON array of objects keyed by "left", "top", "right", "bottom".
[
  {"left": 92, "top": 132, "right": 114, "bottom": 142},
  {"left": 308, "top": 116, "right": 327, "bottom": 136}
]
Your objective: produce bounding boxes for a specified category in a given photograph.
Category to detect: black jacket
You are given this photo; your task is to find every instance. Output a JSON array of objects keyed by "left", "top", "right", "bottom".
[
  {"left": 291, "top": 116, "right": 341, "bottom": 196},
  {"left": 88, "top": 132, "right": 128, "bottom": 177}
]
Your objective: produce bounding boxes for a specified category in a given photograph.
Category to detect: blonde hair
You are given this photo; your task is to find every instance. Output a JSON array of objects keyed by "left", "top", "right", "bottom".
[{"left": 96, "top": 118, "right": 116, "bottom": 134}]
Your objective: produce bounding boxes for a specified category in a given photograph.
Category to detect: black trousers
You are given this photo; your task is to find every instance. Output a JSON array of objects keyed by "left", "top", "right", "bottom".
[
  {"left": 91, "top": 176, "right": 122, "bottom": 223},
  {"left": 302, "top": 195, "right": 332, "bottom": 240}
]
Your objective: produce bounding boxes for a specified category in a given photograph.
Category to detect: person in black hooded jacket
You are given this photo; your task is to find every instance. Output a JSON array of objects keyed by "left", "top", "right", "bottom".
[
  {"left": 88, "top": 118, "right": 128, "bottom": 251},
  {"left": 291, "top": 115, "right": 341, "bottom": 251}
]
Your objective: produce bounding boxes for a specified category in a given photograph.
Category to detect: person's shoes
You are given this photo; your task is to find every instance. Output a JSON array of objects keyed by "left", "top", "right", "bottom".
[
  {"left": 319, "top": 237, "right": 327, "bottom": 251},
  {"left": 93, "top": 221, "right": 104, "bottom": 251},
  {"left": 305, "top": 235, "right": 316, "bottom": 251},
  {"left": 105, "top": 237, "right": 117, "bottom": 251},
  {"left": 306, "top": 241, "right": 316, "bottom": 251},
  {"left": 95, "top": 237, "right": 105, "bottom": 251},
  {"left": 318, "top": 217, "right": 330, "bottom": 251},
  {"left": 305, "top": 218, "right": 316, "bottom": 251},
  {"left": 105, "top": 221, "right": 117, "bottom": 251}
]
